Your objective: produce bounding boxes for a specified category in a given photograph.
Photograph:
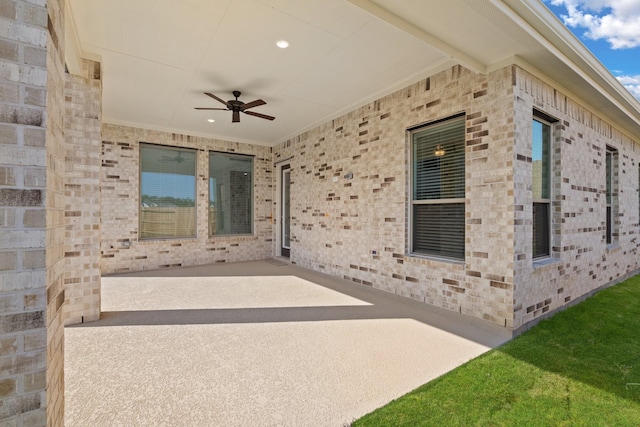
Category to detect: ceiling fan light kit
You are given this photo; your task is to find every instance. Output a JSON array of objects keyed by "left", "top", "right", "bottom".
[{"left": 194, "top": 91, "right": 275, "bottom": 123}]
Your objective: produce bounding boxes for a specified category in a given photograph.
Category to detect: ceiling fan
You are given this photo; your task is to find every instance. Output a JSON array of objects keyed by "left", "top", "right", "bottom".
[{"left": 194, "top": 91, "right": 275, "bottom": 123}]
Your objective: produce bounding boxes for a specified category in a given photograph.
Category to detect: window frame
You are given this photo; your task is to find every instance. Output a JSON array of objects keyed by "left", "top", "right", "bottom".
[
  {"left": 408, "top": 113, "right": 466, "bottom": 261},
  {"left": 532, "top": 113, "right": 554, "bottom": 260},
  {"left": 208, "top": 151, "right": 255, "bottom": 237},
  {"left": 139, "top": 143, "right": 197, "bottom": 240},
  {"left": 605, "top": 146, "right": 618, "bottom": 245}
]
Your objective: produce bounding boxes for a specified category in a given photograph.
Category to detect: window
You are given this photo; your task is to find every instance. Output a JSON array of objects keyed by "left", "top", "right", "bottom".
[
  {"left": 209, "top": 152, "right": 254, "bottom": 236},
  {"left": 140, "top": 144, "right": 196, "bottom": 239},
  {"left": 410, "top": 115, "right": 465, "bottom": 260},
  {"left": 606, "top": 146, "right": 617, "bottom": 245},
  {"left": 532, "top": 116, "right": 552, "bottom": 258}
]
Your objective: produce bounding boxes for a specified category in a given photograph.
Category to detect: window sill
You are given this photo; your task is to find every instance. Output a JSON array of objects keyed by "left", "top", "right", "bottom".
[
  {"left": 139, "top": 236, "right": 198, "bottom": 242},
  {"left": 533, "top": 257, "right": 562, "bottom": 269},
  {"left": 606, "top": 243, "right": 621, "bottom": 252},
  {"left": 208, "top": 234, "right": 257, "bottom": 241},
  {"left": 408, "top": 252, "right": 465, "bottom": 266}
]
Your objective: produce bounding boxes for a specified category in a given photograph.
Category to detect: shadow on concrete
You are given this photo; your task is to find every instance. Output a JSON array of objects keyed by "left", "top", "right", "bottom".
[{"left": 73, "top": 260, "right": 511, "bottom": 348}]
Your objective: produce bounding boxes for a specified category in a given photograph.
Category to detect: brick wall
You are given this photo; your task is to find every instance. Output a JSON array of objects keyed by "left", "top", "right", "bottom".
[
  {"left": 272, "top": 64, "right": 640, "bottom": 332},
  {"left": 45, "top": 0, "right": 66, "bottom": 424},
  {"left": 512, "top": 66, "right": 640, "bottom": 330},
  {"left": 63, "top": 59, "right": 102, "bottom": 325},
  {"left": 95, "top": 63, "right": 640, "bottom": 335},
  {"left": 273, "top": 65, "right": 517, "bottom": 327},
  {"left": 100, "top": 124, "right": 273, "bottom": 274},
  {"left": 0, "top": 0, "right": 64, "bottom": 424}
]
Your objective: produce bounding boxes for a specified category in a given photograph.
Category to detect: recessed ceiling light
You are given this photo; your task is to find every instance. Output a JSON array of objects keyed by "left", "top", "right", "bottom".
[
  {"left": 276, "top": 40, "right": 289, "bottom": 49},
  {"left": 207, "top": 118, "right": 215, "bottom": 123}
]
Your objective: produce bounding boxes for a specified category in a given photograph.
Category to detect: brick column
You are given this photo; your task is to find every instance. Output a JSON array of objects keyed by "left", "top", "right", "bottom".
[
  {"left": 63, "top": 59, "right": 102, "bottom": 325},
  {"left": 45, "top": 0, "right": 67, "bottom": 424},
  {"left": 0, "top": 0, "right": 66, "bottom": 425}
]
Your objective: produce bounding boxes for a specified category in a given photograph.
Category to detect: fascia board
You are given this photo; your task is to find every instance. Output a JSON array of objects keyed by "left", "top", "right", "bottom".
[{"left": 497, "top": 0, "right": 640, "bottom": 124}]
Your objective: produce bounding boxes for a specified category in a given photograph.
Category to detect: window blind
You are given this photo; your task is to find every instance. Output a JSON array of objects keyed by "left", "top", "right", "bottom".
[
  {"left": 413, "top": 118, "right": 465, "bottom": 200},
  {"left": 411, "top": 116, "right": 465, "bottom": 260},
  {"left": 533, "top": 202, "right": 550, "bottom": 258},
  {"left": 413, "top": 203, "right": 465, "bottom": 259}
]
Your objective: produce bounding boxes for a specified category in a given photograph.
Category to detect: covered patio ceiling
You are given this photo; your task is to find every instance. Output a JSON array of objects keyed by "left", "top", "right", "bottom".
[{"left": 66, "top": 0, "right": 640, "bottom": 146}]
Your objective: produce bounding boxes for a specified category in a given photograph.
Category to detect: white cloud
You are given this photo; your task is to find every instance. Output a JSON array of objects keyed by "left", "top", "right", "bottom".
[
  {"left": 549, "top": 0, "right": 640, "bottom": 48},
  {"left": 616, "top": 75, "right": 640, "bottom": 100}
]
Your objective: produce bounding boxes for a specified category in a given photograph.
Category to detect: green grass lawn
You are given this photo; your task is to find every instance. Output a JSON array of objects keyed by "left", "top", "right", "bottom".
[{"left": 353, "top": 275, "right": 640, "bottom": 426}]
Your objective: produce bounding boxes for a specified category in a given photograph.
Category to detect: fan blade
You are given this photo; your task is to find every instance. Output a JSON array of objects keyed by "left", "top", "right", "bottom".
[
  {"left": 240, "top": 99, "right": 266, "bottom": 110},
  {"left": 194, "top": 107, "right": 229, "bottom": 110},
  {"left": 204, "top": 92, "right": 230, "bottom": 107},
  {"left": 244, "top": 110, "right": 275, "bottom": 121},
  {"left": 232, "top": 110, "right": 240, "bottom": 123}
]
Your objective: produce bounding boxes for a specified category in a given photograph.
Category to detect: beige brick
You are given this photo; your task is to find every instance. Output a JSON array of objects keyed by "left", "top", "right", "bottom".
[
  {"left": 0, "top": 352, "right": 45, "bottom": 376},
  {"left": 23, "top": 331, "right": 44, "bottom": 352},
  {"left": 0, "top": 38, "right": 19, "bottom": 62},
  {"left": 25, "top": 86, "right": 45, "bottom": 107},
  {"left": 0, "top": 251, "right": 17, "bottom": 271},
  {"left": 0, "top": 378, "right": 16, "bottom": 397},
  {"left": 23, "top": 209, "right": 44, "bottom": 227},
  {"left": 0, "top": 166, "right": 16, "bottom": 186},
  {"left": 0, "top": 81, "right": 19, "bottom": 103},
  {"left": 0, "top": 271, "right": 45, "bottom": 292},
  {"left": 23, "top": 250, "right": 44, "bottom": 269},
  {"left": 0, "top": 146, "right": 45, "bottom": 167},
  {"left": 0, "top": 294, "right": 18, "bottom": 313},
  {"left": 23, "top": 168, "right": 45, "bottom": 187},
  {"left": 23, "top": 290, "right": 44, "bottom": 310},
  {"left": 0, "top": 336, "right": 18, "bottom": 355},
  {"left": 0, "top": 0, "right": 17, "bottom": 20},
  {"left": 24, "top": 128, "right": 45, "bottom": 147},
  {"left": 0, "top": 393, "right": 42, "bottom": 419},
  {"left": 0, "top": 208, "right": 17, "bottom": 227},
  {"left": 23, "top": 46, "right": 46, "bottom": 68},
  {"left": 23, "top": 370, "right": 45, "bottom": 393},
  {"left": 22, "top": 408, "right": 45, "bottom": 427},
  {"left": 22, "top": 3, "right": 47, "bottom": 28},
  {"left": 0, "top": 123, "right": 18, "bottom": 145}
]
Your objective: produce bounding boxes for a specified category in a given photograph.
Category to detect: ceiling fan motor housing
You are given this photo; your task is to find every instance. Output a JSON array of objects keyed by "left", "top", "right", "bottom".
[{"left": 228, "top": 100, "right": 243, "bottom": 110}]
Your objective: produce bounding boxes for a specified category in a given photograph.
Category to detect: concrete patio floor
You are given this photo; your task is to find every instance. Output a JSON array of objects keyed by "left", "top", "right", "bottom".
[{"left": 64, "top": 259, "right": 511, "bottom": 426}]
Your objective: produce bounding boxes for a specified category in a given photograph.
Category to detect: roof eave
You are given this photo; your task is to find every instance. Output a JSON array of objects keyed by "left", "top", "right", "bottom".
[{"left": 497, "top": 0, "right": 640, "bottom": 137}]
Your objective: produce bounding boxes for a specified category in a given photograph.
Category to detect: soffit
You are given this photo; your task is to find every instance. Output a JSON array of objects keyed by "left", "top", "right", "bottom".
[
  {"left": 67, "top": 0, "right": 640, "bottom": 145},
  {"left": 68, "top": 0, "right": 453, "bottom": 145}
]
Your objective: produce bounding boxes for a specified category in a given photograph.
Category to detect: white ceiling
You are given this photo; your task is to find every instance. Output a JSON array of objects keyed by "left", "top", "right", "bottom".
[{"left": 67, "top": 0, "right": 640, "bottom": 146}]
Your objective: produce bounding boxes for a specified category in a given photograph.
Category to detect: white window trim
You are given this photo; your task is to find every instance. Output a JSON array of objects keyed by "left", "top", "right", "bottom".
[
  {"left": 532, "top": 115, "right": 553, "bottom": 260},
  {"left": 208, "top": 151, "right": 255, "bottom": 237},
  {"left": 139, "top": 143, "right": 198, "bottom": 241}
]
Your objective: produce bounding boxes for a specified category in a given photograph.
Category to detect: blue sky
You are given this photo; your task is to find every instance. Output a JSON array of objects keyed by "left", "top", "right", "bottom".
[{"left": 543, "top": 0, "right": 640, "bottom": 100}]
